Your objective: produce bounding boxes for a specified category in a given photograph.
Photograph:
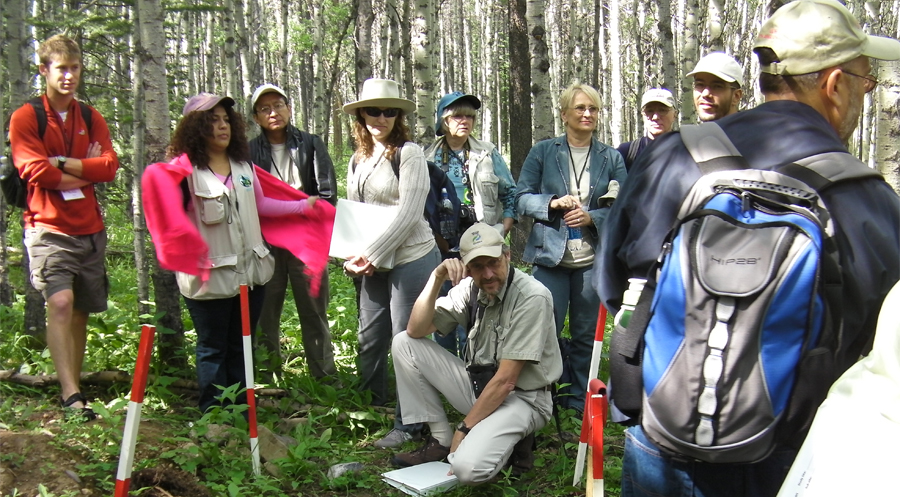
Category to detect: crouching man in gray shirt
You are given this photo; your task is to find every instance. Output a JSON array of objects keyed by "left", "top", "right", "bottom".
[{"left": 388, "top": 222, "right": 562, "bottom": 485}]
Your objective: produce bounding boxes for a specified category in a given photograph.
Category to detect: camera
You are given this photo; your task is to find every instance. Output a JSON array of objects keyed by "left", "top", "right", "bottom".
[{"left": 467, "top": 363, "right": 498, "bottom": 398}]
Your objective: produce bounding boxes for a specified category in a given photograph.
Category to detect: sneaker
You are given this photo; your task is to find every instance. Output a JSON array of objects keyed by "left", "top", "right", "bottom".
[
  {"left": 507, "top": 433, "right": 535, "bottom": 476},
  {"left": 391, "top": 436, "right": 451, "bottom": 467},
  {"left": 374, "top": 428, "right": 418, "bottom": 449}
]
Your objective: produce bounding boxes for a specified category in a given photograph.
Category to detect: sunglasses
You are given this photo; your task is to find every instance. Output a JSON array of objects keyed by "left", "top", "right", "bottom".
[{"left": 363, "top": 107, "right": 400, "bottom": 118}]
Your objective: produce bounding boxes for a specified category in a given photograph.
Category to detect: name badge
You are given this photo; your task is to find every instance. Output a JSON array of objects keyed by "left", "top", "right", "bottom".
[{"left": 61, "top": 188, "right": 86, "bottom": 201}]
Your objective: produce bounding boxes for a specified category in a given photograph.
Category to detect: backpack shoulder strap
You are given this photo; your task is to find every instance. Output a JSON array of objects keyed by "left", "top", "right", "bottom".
[
  {"left": 390, "top": 148, "right": 402, "bottom": 179},
  {"left": 779, "top": 153, "right": 882, "bottom": 192},
  {"left": 680, "top": 122, "right": 750, "bottom": 172},
  {"left": 350, "top": 152, "right": 357, "bottom": 173},
  {"left": 28, "top": 98, "right": 48, "bottom": 139},
  {"left": 626, "top": 139, "right": 640, "bottom": 165},
  {"left": 78, "top": 101, "right": 93, "bottom": 131}
]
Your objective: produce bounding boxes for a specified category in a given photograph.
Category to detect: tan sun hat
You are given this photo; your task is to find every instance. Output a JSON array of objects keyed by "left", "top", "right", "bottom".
[
  {"left": 754, "top": 0, "right": 900, "bottom": 75},
  {"left": 459, "top": 223, "right": 506, "bottom": 265},
  {"left": 640, "top": 89, "right": 676, "bottom": 109},
  {"left": 249, "top": 84, "right": 288, "bottom": 112},
  {"left": 686, "top": 52, "right": 745, "bottom": 86},
  {"left": 342, "top": 79, "right": 415, "bottom": 115}
]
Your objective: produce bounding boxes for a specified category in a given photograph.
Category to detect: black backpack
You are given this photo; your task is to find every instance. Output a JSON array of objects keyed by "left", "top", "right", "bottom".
[
  {"left": 351, "top": 149, "right": 463, "bottom": 252},
  {"left": 1, "top": 98, "right": 93, "bottom": 209}
]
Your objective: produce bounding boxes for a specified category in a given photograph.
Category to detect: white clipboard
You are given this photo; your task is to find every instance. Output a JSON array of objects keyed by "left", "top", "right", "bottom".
[{"left": 329, "top": 199, "right": 397, "bottom": 269}]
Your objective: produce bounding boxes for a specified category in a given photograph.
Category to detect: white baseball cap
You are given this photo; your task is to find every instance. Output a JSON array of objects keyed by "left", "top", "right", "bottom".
[{"left": 686, "top": 52, "right": 745, "bottom": 87}]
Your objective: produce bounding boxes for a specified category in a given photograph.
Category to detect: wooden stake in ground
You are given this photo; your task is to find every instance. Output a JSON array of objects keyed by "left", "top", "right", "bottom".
[
  {"left": 574, "top": 305, "right": 608, "bottom": 488},
  {"left": 240, "top": 285, "right": 261, "bottom": 476},
  {"left": 114, "top": 324, "right": 156, "bottom": 497}
]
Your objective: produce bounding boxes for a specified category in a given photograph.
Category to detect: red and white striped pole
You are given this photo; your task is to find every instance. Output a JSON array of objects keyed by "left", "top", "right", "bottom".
[
  {"left": 574, "top": 305, "right": 608, "bottom": 487},
  {"left": 240, "top": 285, "right": 261, "bottom": 476},
  {"left": 114, "top": 324, "right": 156, "bottom": 497},
  {"left": 585, "top": 379, "right": 608, "bottom": 496}
]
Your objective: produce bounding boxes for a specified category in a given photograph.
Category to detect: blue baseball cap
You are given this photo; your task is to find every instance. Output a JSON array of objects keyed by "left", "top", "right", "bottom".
[{"left": 435, "top": 92, "right": 482, "bottom": 136}]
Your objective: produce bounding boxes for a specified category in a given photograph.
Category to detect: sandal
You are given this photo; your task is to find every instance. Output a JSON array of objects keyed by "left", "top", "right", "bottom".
[{"left": 61, "top": 392, "right": 97, "bottom": 421}]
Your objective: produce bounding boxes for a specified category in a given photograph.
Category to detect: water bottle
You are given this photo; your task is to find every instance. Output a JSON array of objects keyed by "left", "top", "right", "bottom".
[
  {"left": 614, "top": 278, "right": 647, "bottom": 329},
  {"left": 439, "top": 188, "right": 456, "bottom": 241},
  {"left": 567, "top": 207, "right": 583, "bottom": 241}
]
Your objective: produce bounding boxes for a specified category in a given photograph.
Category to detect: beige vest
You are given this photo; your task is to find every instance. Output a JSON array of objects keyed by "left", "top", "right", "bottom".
[
  {"left": 425, "top": 136, "right": 504, "bottom": 227},
  {"left": 176, "top": 160, "right": 274, "bottom": 300}
]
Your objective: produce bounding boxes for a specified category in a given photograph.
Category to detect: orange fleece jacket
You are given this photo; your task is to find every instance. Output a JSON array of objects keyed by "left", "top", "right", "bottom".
[{"left": 10, "top": 95, "right": 119, "bottom": 235}]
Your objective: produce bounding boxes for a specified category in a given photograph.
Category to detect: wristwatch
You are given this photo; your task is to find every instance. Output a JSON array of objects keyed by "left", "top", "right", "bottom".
[
  {"left": 56, "top": 156, "right": 67, "bottom": 172},
  {"left": 456, "top": 421, "right": 471, "bottom": 435}
]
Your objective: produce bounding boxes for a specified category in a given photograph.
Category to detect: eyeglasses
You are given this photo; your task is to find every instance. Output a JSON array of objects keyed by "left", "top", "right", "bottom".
[
  {"left": 449, "top": 114, "right": 475, "bottom": 121},
  {"left": 363, "top": 107, "right": 400, "bottom": 118},
  {"left": 693, "top": 81, "right": 740, "bottom": 93},
  {"left": 842, "top": 70, "right": 878, "bottom": 93},
  {"left": 255, "top": 101, "right": 287, "bottom": 115},
  {"left": 571, "top": 105, "right": 599, "bottom": 115}
]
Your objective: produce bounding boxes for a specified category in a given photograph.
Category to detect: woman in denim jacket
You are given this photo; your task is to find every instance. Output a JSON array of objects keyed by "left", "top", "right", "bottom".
[{"left": 515, "top": 82, "right": 627, "bottom": 411}]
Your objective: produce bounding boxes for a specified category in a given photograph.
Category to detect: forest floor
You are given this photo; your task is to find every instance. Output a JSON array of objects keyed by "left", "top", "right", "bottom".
[{"left": 0, "top": 381, "right": 622, "bottom": 496}]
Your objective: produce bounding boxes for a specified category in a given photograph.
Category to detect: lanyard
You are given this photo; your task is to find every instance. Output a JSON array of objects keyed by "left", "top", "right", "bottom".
[{"left": 566, "top": 138, "right": 592, "bottom": 200}]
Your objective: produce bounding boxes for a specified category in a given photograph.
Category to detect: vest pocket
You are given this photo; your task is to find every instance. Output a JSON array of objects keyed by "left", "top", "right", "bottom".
[{"left": 196, "top": 192, "right": 226, "bottom": 225}]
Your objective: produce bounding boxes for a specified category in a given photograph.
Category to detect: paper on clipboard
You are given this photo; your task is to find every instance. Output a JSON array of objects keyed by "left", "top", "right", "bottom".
[{"left": 329, "top": 199, "right": 397, "bottom": 269}]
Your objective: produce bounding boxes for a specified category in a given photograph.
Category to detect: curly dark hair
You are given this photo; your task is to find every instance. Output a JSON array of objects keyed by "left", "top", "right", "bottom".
[
  {"left": 351, "top": 109, "right": 410, "bottom": 161},
  {"left": 166, "top": 104, "right": 250, "bottom": 167}
]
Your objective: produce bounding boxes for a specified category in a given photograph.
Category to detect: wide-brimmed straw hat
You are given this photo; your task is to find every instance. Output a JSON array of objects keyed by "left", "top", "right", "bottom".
[{"left": 343, "top": 79, "right": 416, "bottom": 115}]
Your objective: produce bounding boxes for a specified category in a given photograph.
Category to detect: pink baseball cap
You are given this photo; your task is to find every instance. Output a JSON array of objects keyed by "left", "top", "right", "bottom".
[{"left": 182, "top": 93, "right": 235, "bottom": 116}]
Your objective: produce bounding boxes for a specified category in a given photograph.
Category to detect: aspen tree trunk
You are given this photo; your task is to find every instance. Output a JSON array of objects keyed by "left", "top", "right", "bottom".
[
  {"left": 412, "top": 0, "right": 435, "bottom": 146},
  {"left": 223, "top": 0, "right": 239, "bottom": 99},
  {"left": 680, "top": 0, "right": 700, "bottom": 124},
  {"left": 609, "top": 0, "right": 623, "bottom": 145},
  {"left": 356, "top": 0, "right": 375, "bottom": 91},
  {"left": 236, "top": 0, "right": 253, "bottom": 100},
  {"left": 313, "top": 1, "right": 327, "bottom": 135},
  {"left": 280, "top": 0, "right": 290, "bottom": 98},
  {"left": 658, "top": 0, "right": 677, "bottom": 95},
  {"left": 510, "top": 0, "right": 532, "bottom": 261},
  {"left": 592, "top": 0, "right": 602, "bottom": 89},
  {"left": 707, "top": 0, "right": 725, "bottom": 51},
  {"left": 138, "top": 0, "right": 186, "bottom": 372},
  {"left": 131, "top": 6, "right": 150, "bottom": 319},
  {"left": 478, "top": 0, "right": 494, "bottom": 144},
  {"left": 873, "top": 0, "right": 900, "bottom": 192},
  {"left": 597, "top": 0, "right": 611, "bottom": 144},
  {"left": 527, "top": 0, "right": 554, "bottom": 143},
  {"left": 401, "top": 0, "right": 416, "bottom": 135},
  {"left": 460, "top": 0, "right": 473, "bottom": 93},
  {"left": 7, "top": 0, "right": 46, "bottom": 338}
]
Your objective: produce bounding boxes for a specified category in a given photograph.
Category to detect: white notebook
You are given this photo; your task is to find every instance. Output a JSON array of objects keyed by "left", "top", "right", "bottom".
[
  {"left": 381, "top": 461, "right": 458, "bottom": 496},
  {"left": 329, "top": 199, "right": 397, "bottom": 269}
]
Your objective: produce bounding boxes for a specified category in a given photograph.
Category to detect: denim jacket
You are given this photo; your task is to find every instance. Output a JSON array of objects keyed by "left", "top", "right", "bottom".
[{"left": 516, "top": 135, "right": 627, "bottom": 267}]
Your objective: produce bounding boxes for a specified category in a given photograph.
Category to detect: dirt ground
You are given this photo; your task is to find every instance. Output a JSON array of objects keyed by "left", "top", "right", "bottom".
[{"left": 0, "top": 412, "right": 205, "bottom": 497}]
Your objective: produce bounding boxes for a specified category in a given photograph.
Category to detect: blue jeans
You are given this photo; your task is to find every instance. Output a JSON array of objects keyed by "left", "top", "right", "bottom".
[
  {"left": 433, "top": 279, "right": 467, "bottom": 357},
  {"left": 185, "top": 286, "right": 266, "bottom": 413},
  {"left": 622, "top": 426, "right": 797, "bottom": 497},
  {"left": 357, "top": 247, "right": 441, "bottom": 432},
  {"left": 532, "top": 264, "right": 599, "bottom": 411}
]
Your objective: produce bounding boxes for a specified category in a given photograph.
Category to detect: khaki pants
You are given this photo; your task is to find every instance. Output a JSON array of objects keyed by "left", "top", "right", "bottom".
[{"left": 392, "top": 332, "right": 552, "bottom": 485}]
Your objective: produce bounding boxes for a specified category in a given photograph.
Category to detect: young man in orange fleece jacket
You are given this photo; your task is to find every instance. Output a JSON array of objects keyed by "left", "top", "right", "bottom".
[{"left": 9, "top": 34, "right": 119, "bottom": 419}]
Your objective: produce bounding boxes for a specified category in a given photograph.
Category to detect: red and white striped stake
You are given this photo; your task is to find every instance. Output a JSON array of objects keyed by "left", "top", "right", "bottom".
[
  {"left": 240, "top": 285, "right": 261, "bottom": 476},
  {"left": 574, "top": 305, "right": 608, "bottom": 487},
  {"left": 114, "top": 324, "right": 156, "bottom": 497},
  {"left": 585, "top": 379, "right": 608, "bottom": 496}
]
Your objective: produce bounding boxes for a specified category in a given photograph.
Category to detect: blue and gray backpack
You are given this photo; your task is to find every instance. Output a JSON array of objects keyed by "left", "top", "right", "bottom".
[{"left": 609, "top": 122, "right": 882, "bottom": 463}]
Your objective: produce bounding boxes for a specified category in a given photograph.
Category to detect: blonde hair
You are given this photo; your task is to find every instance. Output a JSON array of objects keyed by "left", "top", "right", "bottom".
[
  {"left": 440, "top": 101, "right": 478, "bottom": 134},
  {"left": 558, "top": 82, "right": 601, "bottom": 113}
]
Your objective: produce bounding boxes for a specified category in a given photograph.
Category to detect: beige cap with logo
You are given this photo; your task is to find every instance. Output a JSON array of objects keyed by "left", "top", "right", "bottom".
[
  {"left": 459, "top": 223, "right": 505, "bottom": 265},
  {"left": 640, "top": 89, "right": 676, "bottom": 109},
  {"left": 754, "top": 0, "right": 900, "bottom": 75}
]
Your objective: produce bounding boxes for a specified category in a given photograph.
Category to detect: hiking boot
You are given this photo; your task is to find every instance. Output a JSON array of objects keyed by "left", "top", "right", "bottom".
[
  {"left": 391, "top": 436, "right": 451, "bottom": 467},
  {"left": 374, "top": 428, "right": 419, "bottom": 449},
  {"left": 507, "top": 433, "right": 535, "bottom": 476}
]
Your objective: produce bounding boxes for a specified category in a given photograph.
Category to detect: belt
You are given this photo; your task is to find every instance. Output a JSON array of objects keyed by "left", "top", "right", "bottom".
[{"left": 515, "top": 385, "right": 551, "bottom": 393}]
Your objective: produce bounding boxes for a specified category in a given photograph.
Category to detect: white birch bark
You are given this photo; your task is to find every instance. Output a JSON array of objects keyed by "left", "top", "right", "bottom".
[{"left": 527, "top": 0, "right": 554, "bottom": 142}]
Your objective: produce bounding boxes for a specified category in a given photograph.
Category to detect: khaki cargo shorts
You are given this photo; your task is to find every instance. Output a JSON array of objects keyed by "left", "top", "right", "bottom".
[{"left": 24, "top": 227, "right": 109, "bottom": 313}]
